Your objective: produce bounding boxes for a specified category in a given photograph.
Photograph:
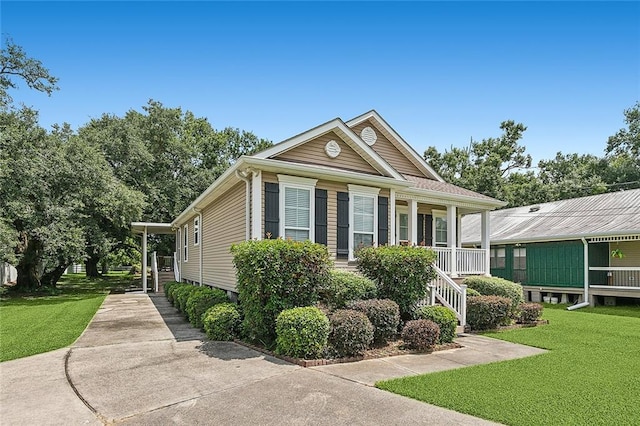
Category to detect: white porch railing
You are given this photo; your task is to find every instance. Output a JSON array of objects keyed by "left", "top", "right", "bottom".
[
  {"left": 430, "top": 247, "right": 487, "bottom": 276},
  {"left": 589, "top": 267, "right": 640, "bottom": 288},
  {"left": 173, "top": 252, "right": 180, "bottom": 282},
  {"left": 421, "top": 265, "right": 467, "bottom": 326},
  {"left": 151, "top": 251, "right": 159, "bottom": 293}
]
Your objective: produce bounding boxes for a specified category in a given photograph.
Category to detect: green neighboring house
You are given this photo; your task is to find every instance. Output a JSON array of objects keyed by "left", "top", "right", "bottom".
[{"left": 462, "top": 189, "right": 640, "bottom": 306}]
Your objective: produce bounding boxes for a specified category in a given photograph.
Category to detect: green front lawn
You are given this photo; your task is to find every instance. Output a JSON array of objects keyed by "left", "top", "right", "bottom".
[
  {"left": 0, "top": 273, "right": 134, "bottom": 362},
  {"left": 377, "top": 306, "right": 640, "bottom": 425}
]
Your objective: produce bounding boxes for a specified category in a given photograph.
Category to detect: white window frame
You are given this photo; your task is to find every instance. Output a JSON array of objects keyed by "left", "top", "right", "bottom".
[
  {"left": 513, "top": 247, "right": 526, "bottom": 270},
  {"left": 193, "top": 217, "right": 200, "bottom": 246},
  {"left": 277, "top": 174, "right": 317, "bottom": 242},
  {"left": 348, "top": 184, "right": 380, "bottom": 260},
  {"left": 490, "top": 246, "right": 506, "bottom": 269},
  {"left": 176, "top": 228, "right": 181, "bottom": 262},
  {"left": 183, "top": 224, "right": 188, "bottom": 262},
  {"left": 432, "top": 210, "right": 447, "bottom": 247},
  {"left": 396, "top": 206, "right": 409, "bottom": 244}
]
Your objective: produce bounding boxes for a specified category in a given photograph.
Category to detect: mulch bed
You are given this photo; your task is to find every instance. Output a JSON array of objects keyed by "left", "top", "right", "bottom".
[{"left": 235, "top": 338, "right": 462, "bottom": 368}]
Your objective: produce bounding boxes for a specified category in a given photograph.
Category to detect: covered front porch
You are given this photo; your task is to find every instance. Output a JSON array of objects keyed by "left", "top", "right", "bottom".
[
  {"left": 131, "top": 222, "right": 178, "bottom": 293},
  {"left": 390, "top": 192, "right": 492, "bottom": 277},
  {"left": 588, "top": 236, "right": 640, "bottom": 303}
]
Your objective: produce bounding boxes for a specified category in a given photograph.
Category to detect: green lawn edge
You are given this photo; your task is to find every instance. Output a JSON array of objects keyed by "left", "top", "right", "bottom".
[{"left": 376, "top": 306, "right": 640, "bottom": 426}]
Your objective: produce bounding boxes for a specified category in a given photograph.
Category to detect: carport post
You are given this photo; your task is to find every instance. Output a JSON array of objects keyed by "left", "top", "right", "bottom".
[{"left": 142, "top": 226, "right": 148, "bottom": 293}]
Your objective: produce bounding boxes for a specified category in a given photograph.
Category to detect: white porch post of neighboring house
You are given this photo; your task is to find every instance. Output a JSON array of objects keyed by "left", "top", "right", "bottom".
[
  {"left": 481, "top": 210, "right": 491, "bottom": 276},
  {"left": 389, "top": 189, "right": 396, "bottom": 245},
  {"left": 142, "top": 226, "right": 148, "bottom": 293},
  {"left": 408, "top": 199, "right": 418, "bottom": 245},
  {"left": 251, "top": 170, "right": 262, "bottom": 240},
  {"left": 447, "top": 205, "right": 458, "bottom": 277}
]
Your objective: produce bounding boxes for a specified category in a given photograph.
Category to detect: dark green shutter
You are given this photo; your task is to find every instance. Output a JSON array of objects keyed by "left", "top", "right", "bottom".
[
  {"left": 315, "top": 189, "right": 328, "bottom": 246},
  {"left": 425, "top": 214, "right": 433, "bottom": 246},
  {"left": 417, "top": 214, "right": 424, "bottom": 245},
  {"left": 264, "top": 182, "right": 279, "bottom": 238},
  {"left": 337, "top": 192, "right": 349, "bottom": 258},
  {"left": 377, "top": 196, "right": 388, "bottom": 245}
]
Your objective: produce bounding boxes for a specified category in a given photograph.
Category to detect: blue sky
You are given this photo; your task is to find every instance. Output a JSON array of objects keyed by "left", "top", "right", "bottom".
[{"left": 2, "top": 1, "right": 639, "bottom": 166}]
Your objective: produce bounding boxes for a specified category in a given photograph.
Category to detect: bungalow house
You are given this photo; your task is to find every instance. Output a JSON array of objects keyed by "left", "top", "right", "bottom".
[
  {"left": 461, "top": 189, "right": 640, "bottom": 306},
  {"left": 133, "top": 111, "right": 505, "bottom": 324}
]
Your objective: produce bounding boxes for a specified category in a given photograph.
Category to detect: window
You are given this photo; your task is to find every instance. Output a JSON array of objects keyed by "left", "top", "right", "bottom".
[
  {"left": 398, "top": 213, "right": 409, "bottom": 242},
  {"left": 353, "top": 194, "right": 375, "bottom": 248},
  {"left": 183, "top": 224, "right": 188, "bottom": 262},
  {"left": 176, "top": 229, "right": 181, "bottom": 262},
  {"left": 433, "top": 213, "right": 447, "bottom": 247},
  {"left": 278, "top": 175, "right": 317, "bottom": 242},
  {"left": 193, "top": 217, "right": 200, "bottom": 246},
  {"left": 284, "top": 187, "right": 311, "bottom": 241},
  {"left": 490, "top": 246, "right": 506, "bottom": 268},
  {"left": 513, "top": 247, "right": 526, "bottom": 270}
]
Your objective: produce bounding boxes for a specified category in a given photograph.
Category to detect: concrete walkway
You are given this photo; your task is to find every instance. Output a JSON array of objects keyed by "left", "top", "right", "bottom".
[{"left": 0, "top": 293, "right": 545, "bottom": 425}]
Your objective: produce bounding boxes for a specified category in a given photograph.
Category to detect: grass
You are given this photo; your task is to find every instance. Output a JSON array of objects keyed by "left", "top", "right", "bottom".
[
  {"left": 0, "top": 272, "right": 135, "bottom": 362},
  {"left": 377, "top": 306, "right": 640, "bottom": 425}
]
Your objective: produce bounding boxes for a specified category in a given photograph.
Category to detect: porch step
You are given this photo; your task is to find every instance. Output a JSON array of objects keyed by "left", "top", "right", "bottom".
[{"left": 334, "top": 260, "right": 359, "bottom": 273}]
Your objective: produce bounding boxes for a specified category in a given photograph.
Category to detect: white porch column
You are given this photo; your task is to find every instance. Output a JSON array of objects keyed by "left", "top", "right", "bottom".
[
  {"left": 447, "top": 205, "right": 458, "bottom": 277},
  {"left": 251, "top": 170, "right": 262, "bottom": 240},
  {"left": 481, "top": 210, "right": 491, "bottom": 276},
  {"left": 408, "top": 199, "right": 418, "bottom": 245},
  {"left": 142, "top": 226, "right": 148, "bottom": 293},
  {"left": 389, "top": 189, "right": 396, "bottom": 245}
]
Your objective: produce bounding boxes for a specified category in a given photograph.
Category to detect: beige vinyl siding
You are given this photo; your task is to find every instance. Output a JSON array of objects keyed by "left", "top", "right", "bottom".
[
  {"left": 350, "top": 120, "right": 424, "bottom": 177},
  {"left": 202, "top": 181, "right": 247, "bottom": 292},
  {"left": 179, "top": 214, "right": 200, "bottom": 283},
  {"left": 611, "top": 241, "right": 640, "bottom": 267},
  {"left": 272, "top": 131, "right": 380, "bottom": 175}
]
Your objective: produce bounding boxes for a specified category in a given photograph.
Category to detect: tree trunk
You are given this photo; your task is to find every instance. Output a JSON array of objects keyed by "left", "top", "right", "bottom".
[
  {"left": 41, "top": 264, "right": 69, "bottom": 288},
  {"left": 100, "top": 258, "right": 109, "bottom": 275},
  {"left": 85, "top": 255, "right": 101, "bottom": 278},
  {"left": 14, "top": 235, "right": 43, "bottom": 291}
]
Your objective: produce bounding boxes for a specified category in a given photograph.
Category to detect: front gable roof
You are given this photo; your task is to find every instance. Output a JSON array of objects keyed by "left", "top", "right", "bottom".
[
  {"left": 346, "top": 110, "right": 444, "bottom": 182},
  {"left": 253, "top": 118, "right": 404, "bottom": 180}
]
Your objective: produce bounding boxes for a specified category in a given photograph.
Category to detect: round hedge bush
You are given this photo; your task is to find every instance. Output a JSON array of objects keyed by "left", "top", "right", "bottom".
[
  {"left": 175, "top": 285, "right": 201, "bottom": 314},
  {"left": 466, "top": 288, "right": 481, "bottom": 298},
  {"left": 328, "top": 309, "right": 374, "bottom": 357},
  {"left": 347, "top": 299, "right": 400, "bottom": 344},
  {"left": 519, "top": 302, "right": 543, "bottom": 324},
  {"left": 275, "top": 307, "right": 330, "bottom": 359},
  {"left": 463, "top": 276, "right": 524, "bottom": 313},
  {"left": 466, "top": 295, "right": 511, "bottom": 330},
  {"left": 401, "top": 319, "right": 440, "bottom": 350},
  {"left": 167, "top": 282, "right": 187, "bottom": 306},
  {"left": 186, "top": 287, "right": 229, "bottom": 329},
  {"left": 414, "top": 305, "right": 458, "bottom": 344},
  {"left": 320, "top": 270, "right": 377, "bottom": 309},
  {"left": 164, "top": 281, "right": 179, "bottom": 299},
  {"left": 203, "top": 303, "right": 241, "bottom": 341}
]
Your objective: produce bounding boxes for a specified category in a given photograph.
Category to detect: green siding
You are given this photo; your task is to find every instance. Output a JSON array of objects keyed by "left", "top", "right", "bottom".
[
  {"left": 491, "top": 241, "right": 585, "bottom": 288},
  {"left": 589, "top": 242, "right": 609, "bottom": 285}
]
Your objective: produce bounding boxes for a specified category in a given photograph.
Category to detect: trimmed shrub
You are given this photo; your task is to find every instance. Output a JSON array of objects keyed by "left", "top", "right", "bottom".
[
  {"left": 415, "top": 306, "right": 458, "bottom": 344},
  {"left": 328, "top": 309, "right": 374, "bottom": 357},
  {"left": 175, "top": 285, "right": 201, "bottom": 314},
  {"left": 203, "top": 303, "right": 241, "bottom": 341},
  {"left": 463, "top": 276, "right": 524, "bottom": 314},
  {"left": 320, "top": 269, "right": 377, "bottom": 309},
  {"left": 275, "top": 307, "right": 330, "bottom": 359},
  {"left": 402, "top": 319, "right": 440, "bottom": 351},
  {"left": 163, "top": 281, "right": 179, "bottom": 299},
  {"left": 347, "top": 299, "right": 400, "bottom": 344},
  {"left": 231, "top": 239, "right": 331, "bottom": 345},
  {"left": 519, "top": 302, "right": 543, "bottom": 324},
  {"left": 466, "top": 288, "right": 481, "bottom": 298},
  {"left": 356, "top": 245, "right": 437, "bottom": 319},
  {"left": 466, "top": 295, "right": 511, "bottom": 330},
  {"left": 186, "top": 287, "right": 229, "bottom": 329},
  {"left": 167, "top": 282, "right": 187, "bottom": 306}
]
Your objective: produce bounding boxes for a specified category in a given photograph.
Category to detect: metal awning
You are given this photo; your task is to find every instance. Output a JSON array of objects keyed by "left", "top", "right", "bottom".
[{"left": 131, "top": 222, "right": 174, "bottom": 235}]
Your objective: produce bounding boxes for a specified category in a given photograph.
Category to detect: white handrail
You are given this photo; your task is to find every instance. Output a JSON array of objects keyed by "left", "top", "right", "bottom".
[
  {"left": 430, "top": 265, "right": 467, "bottom": 326},
  {"left": 151, "top": 251, "right": 159, "bottom": 293},
  {"left": 173, "top": 252, "right": 180, "bottom": 282}
]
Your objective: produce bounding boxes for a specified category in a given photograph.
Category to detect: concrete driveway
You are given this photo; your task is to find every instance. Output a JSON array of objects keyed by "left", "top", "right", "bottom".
[{"left": 1, "top": 293, "right": 544, "bottom": 425}]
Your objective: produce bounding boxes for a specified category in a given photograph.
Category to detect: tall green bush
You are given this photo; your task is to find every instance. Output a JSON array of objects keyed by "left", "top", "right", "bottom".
[
  {"left": 328, "top": 309, "right": 374, "bottom": 357},
  {"left": 163, "top": 281, "right": 179, "bottom": 299},
  {"left": 320, "top": 269, "right": 377, "bottom": 309},
  {"left": 231, "top": 239, "right": 331, "bottom": 345},
  {"left": 356, "top": 246, "right": 437, "bottom": 319},
  {"left": 203, "top": 303, "right": 241, "bottom": 341},
  {"left": 466, "top": 295, "right": 511, "bottom": 330},
  {"left": 185, "top": 287, "right": 229, "bottom": 329},
  {"left": 275, "top": 307, "right": 330, "bottom": 359}
]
